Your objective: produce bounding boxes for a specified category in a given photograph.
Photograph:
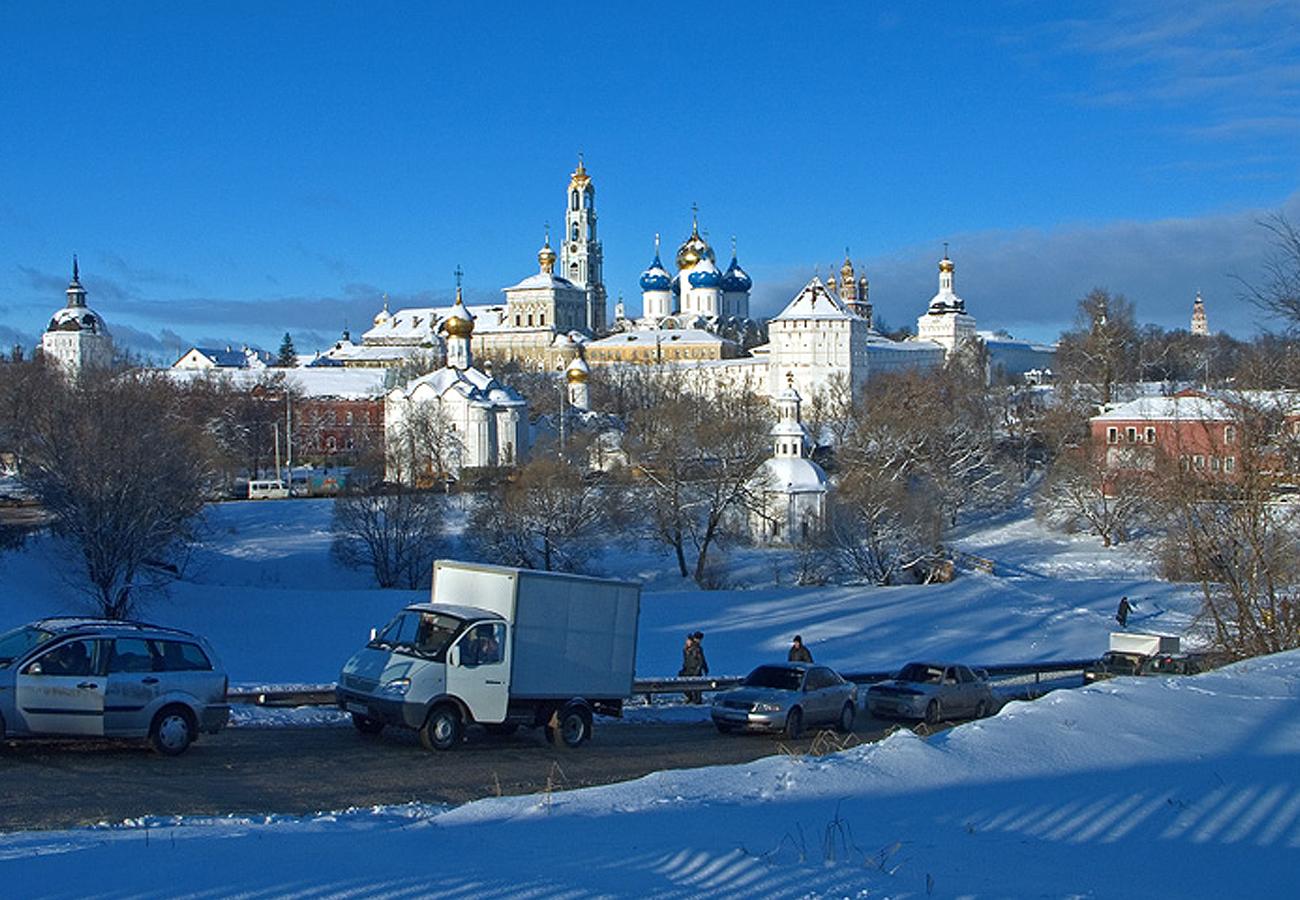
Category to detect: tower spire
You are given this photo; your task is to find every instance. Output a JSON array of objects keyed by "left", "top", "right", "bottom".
[{"left": 72, "top": 254, "right": 79, "bottom": 282}]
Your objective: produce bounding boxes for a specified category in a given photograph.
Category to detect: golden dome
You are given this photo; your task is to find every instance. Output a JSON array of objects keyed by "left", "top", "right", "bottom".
[
  {"left": 675, "top": 217, "right": 714, "bottom": 271},
  {"left": 538, "top": 231, "right": 557, "bottom": 274},
  {"left": 569, "top": 154, "right": 590, "bottom": 189},
  {"left": 441, "top": 288, "right": 475, "bottom": 337},
  {"left": 841, "top": 251, "right": 854, "bottom": 280},
  {"left": 939, "top": 256, "right": 954, "bottom": 273},
  {"left": 565, "top": 359, "right": 590, "bottom": 383}
]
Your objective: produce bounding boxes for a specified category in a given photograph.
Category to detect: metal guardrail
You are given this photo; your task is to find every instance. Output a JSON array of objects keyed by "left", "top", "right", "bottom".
[{"left": 228, "top": 660, "right": 1099, "bottom": 708}]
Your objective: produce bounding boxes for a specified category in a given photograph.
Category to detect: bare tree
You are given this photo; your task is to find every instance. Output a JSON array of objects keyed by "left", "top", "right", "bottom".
[
  {"left": 830, "top": 469, "right": 940, "bottom": 585},
  {"left": 1153, "top": 394, "right": 1300, "bottom": 657},
  {"left": 1036, "top": 437, "right": 1145, "bottom": 547},
  {"left": 331, "top": 479, "right": 446, "bottom": 588},
  {"left": 1056, "top": 289, "right": 1141, "bottom": 407},
  {"left": 21, "top": 369, "right": 212, "bottom": 618},
  {"left": 468, "top": 455, "right": 616, "bottom": 572},
  {"left": 388, "top": 399, "right": 465, "bottom": 487},
  {"left": 1238, "top": 213, "right": 1300, "bottom": 330}
]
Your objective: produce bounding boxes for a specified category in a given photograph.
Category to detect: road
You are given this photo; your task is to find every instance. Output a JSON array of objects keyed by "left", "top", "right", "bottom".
[{"left": 0, "top": 716, "right": 906, "bottom": 831}]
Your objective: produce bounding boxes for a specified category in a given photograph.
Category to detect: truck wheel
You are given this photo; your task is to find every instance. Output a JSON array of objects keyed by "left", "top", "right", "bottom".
[
  {"left": 419, "top": 707, "right": 462, "bottom": 751},
  {"left": 924, "top": 700, "right": 941, "bottom": 725},
  {"left": 351, "top": 713, "right": 385, "bottom": 735},
  {"left": 783, "top": 707, "right": 803, "bottom": 739},
  {"left": 837, "top": 702, "right": 855, "bottom": 733},
  {"left": 548, "top": 706, "right": 590, "bottom": 748},
  {"left": 150, "top": 706, "right": 197, "bottom": 756}
]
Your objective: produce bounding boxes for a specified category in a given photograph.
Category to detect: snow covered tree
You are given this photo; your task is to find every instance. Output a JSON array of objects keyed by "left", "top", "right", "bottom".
[
  {"left": 1036, "top": 437, "right": 1144, "bottom": 547},
  {"left": 276, "top": 332, "right": 297, "bottom": 368},
  {"left": 387, "top": 399, "right": 464, "bottom": 487}
]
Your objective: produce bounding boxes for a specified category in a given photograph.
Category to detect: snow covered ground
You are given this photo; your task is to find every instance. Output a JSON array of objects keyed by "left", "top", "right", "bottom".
[{"left": 5, "top": 499, "right": 1294, "bottom": 897}]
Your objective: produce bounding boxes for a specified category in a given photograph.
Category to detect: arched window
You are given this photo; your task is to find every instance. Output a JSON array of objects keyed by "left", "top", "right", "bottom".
[
  {"left": 571, "top": 190, "right": 578, "bottom": 211},
  {"left": 571, "top": 223, "right": 579, "bottom": 241}
]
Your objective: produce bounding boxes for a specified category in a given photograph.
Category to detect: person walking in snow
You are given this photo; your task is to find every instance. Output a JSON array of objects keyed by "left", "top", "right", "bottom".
[
  {"left": 1116, "top": 596, "right": 1133, "bottom": 628},
  {"left": 680, "top": 632, "right": 706, "bottom": 703},
  {"left": 788, "top": 634, "right": 813, "bottom": 663}
]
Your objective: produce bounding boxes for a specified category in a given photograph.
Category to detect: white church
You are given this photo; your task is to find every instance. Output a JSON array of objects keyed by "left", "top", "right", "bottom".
[{"left": 41, "top": 257, "right": 114, "bottom": 377}]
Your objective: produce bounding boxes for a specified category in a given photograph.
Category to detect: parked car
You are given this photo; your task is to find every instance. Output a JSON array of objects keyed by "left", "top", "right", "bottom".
[
  {"left": 1140, "top": 653, "right": 1205, "bottom": 676},
  {"left": 866, "top": 662, "right": 996, "bottom": 724},
  {"left": 710, "top": 663, "right": 857, "bottom": 738},
  {"left": 0, "top": 618, "right": 229, "bottom": 755},
  {"left": 1083, "top": 650, "right": 1146, "bottom": 682}
]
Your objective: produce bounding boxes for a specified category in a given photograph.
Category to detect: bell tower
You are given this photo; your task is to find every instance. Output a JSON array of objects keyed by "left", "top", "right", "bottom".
[{"left": 560, "top": 155, "right": 607, "bottom": 335}]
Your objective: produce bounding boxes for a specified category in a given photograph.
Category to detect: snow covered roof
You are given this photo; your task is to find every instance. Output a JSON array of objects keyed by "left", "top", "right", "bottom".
[
  {"left": 588, "top": 328, "right": 732, "bottom": 347},
  {"left": 318, "top": 342, "right": 424, "bottom": 365},
  {"left": 757, "top": 456, "right": 828, "bottom": 493},
  {"left": 1093, "top": 391, "right": 1300, "bottom": 423},
  {"left": 391, "top": 365, "right": 526, "bottom": 408},
  {"left": 167, "top": 367, "right": 388, "bottom": 399},
  {"left": 360, "top": 303, "right": 517, "bottom": 344},
  {"left": 174, "top": 346, "right": 272, "bottom": 369},
  {"left": 771, "top": 278, "right": 857, "bottom": 322},
  {"left": 502, "top": 272, "right": 582, "bottom": 293},
  {"left": 978, "top": 330, "right": 1057, "bottom": 353},
  {"left": 48, "top": 306, "right": 109, "bottom": 335}
]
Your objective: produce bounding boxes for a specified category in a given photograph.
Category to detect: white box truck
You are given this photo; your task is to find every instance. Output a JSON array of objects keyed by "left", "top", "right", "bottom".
[{"left": 335, "top": 560, "right": 641, "bottom": 750}]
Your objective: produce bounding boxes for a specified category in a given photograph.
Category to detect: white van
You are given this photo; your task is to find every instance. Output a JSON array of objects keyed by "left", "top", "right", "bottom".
[{"left": 247, "top": 480, "right": 289, "bottom": 500}]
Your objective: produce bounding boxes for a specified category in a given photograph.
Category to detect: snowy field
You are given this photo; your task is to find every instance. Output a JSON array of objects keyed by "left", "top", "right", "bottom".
[{"left": 4, "top": 499, "right": 1296, "bottom": 897}]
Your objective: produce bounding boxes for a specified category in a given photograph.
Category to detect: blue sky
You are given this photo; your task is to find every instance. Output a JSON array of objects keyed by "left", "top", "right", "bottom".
[{"left": 2, "top": 1, "right": 1298, "bottom": 361}]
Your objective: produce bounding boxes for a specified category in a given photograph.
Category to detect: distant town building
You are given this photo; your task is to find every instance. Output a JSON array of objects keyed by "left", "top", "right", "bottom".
[
  {"left": 173, "top": 345, "right": 273, "bottom": 369},
  {"left": 42, "top": 257, "right": 113, "bottom": 376}
]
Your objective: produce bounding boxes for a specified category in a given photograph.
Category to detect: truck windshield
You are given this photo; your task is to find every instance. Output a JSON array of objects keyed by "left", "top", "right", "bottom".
[
  {"left": 370, "top": 611, "right": 462, "bottom": 660},
  {"left": 0, "top": 625, "right": 56, "bottom": 667}
]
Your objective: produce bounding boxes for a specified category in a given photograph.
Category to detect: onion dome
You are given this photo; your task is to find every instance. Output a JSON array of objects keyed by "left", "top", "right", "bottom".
[
  {"left": 675, "top": 214, "right": 714, "bottom": 271},
  {"left": 373, "top": 293, "right": 391, "bottom": 326},
  {"left": 939, "top": 256, "right": 954, "bottom": 274},
  {"left": 687, "top": 257, "right": 721, "bottom": 288},
  {"left": 639, "top": 234, "right": 672, "bottom": 291},
  {"left": 840, "top": 251, "right": 855, "bottom": 282},
  {"left": 569, "top": 154, "right": 591, "bottom": 190},
  {"left": 441, "top": 287, "right": 475, "bottom": 337},
  {"left": 538, "top": 229, "right": 557, "bottom": 274},
  {"left": 565, "top": 356, "right": 590, "bottom": 383},
  {"left": 721, "top": 246, "right": 752, "bottom": 293}
]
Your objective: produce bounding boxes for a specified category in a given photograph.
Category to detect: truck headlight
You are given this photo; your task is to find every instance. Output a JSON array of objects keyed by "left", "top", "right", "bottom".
[{"left": 380, "top": 678, "right": 411, "bottom": 696}]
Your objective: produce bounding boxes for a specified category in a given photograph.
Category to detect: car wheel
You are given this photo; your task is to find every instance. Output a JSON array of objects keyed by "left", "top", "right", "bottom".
[
  {"left": 150, "top": 706, "right": 196, "bottom": 756},
  {"left": 351, "top": 713, "right": 385, "bottom": 735},
  {"left": 837, "top": 701, "right": 856, "bottom": 733},
  {"left": 784, "top": 707, "right": 803, "bottom": 739},
  {"left": 924, "top": 699, "right": 941, "bottom": 725},
  {"left": 419, "top": 706, "right": 462, "bottom": 751},
  {"left": 974, "top": 699, "right": 990, "bottom": 719}
]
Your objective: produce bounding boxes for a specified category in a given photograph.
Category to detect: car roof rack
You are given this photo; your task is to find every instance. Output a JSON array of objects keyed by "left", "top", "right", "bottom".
[{"left": 33, "top": 617, "right": 199, "bottom": 639}]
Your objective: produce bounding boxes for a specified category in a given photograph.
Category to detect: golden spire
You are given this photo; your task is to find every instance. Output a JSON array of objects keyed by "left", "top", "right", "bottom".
[
  {"left": 841, "top": 247, "right": 854, "bottom": 280},
  {"left": 939, "top": 242, "right": 954, "bottom": 273},
  {"left": 442, "top": 267, "right": 474, "bottom": 337},
  {"left": 569, "top": 153, "right": 590, "bottom": 188}
]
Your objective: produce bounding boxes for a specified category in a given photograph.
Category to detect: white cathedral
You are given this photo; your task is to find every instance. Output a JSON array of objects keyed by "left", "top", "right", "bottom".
[{"left": 42, "top": 257, "right": 114, "bottom": 377}]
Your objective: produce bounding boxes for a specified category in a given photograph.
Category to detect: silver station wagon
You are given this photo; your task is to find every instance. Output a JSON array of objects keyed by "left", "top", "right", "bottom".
[{"left": 0, "top": 618, "right": 230, "bottom": 755}]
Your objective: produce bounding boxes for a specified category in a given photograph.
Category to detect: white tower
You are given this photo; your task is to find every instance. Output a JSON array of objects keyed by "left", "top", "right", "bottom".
[
  {"left": 560, "top": 156, "right": 607, "bottom": 335},
  {"left": 565, "top": 355, "right": 590, "bottom": 412},
  {"left": 1191, "top": 291, "right": 1209, "bottom": 336},
  {"left": 750, "top": 373, "right": 828, "bottom": 545},
  {"left": 916, "top": 248, "right": 977, "bottom": 358},
  {"left": 42, "top": 256, "right": 113, "bottom": 377}
]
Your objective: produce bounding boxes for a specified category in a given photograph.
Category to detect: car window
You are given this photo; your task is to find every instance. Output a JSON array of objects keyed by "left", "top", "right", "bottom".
[
  {"left": 460, "top": 622, "right": 505, "bottom": 667},
  {"left": 957, "top": 666, "right": 975, "bottom": 684},
  {"left": 31, "top": 639, "right": 100, "bottom": 677},
  {"left": 157, "top": 640, "right": 212, "bottom": 672},
  {"left": 943, "top": 668, "right": 959, "bottom": 685},
  {"left": 0, "top": 625, "right": 56, "bottom": 665},
  {"left": 109, "top": 638, "right": 157, "bottom": 674},
  {"left": 742, "top": 665, "right": 804, "bottom": 691},
  {"left": 897, "top": 663, "right": 943, "bottom": 684}
]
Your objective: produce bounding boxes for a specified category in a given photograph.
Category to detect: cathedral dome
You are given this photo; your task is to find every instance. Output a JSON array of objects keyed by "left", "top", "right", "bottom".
[
  {"left": 721, "top": 255, "right": 752, "bottom": 292},
  {"left": 565, "top": 356, "right": 590, "bottom": 383},
  {"left": 675, "top": 219, "right": 714, "bottom": 271},
  {"left": 687, "top": 258, "right": 721, "bottom": 288},
  {"left": 441, "top": 289, "right": 475, "bottom": 337},
  {"left": 639, "top": 253, "right": 672, "bottom": 292}
]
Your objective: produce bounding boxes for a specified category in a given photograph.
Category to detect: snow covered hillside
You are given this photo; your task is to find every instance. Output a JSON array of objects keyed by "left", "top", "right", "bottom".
[
  {"left": 0, "top": 499, "right": 1202, "bottom": 685},
  {"left": 4, "top": 649, "right": 1297, "bottom": 897}
]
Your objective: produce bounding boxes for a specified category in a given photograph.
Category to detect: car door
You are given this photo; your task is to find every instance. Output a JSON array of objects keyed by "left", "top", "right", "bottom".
[
  {"left": 803, "top": 667, "right": 835, "bottom": 725},
  {"left": 942, "top": 667, "right": 966, "bottom": 717},
  {"left": 956, "top": 666, "right": 980, "bottom": 715},
  {"left": 446, "top": 622, "right": 509, "bottom": 724},
  {"left": 104, "top": 638, "right": 165, "bottom": 736},
  {"left": 15, "top": 638, "right": 106, "bottom": 736}
]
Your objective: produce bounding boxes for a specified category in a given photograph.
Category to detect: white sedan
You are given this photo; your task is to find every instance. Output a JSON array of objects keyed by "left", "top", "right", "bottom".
[{"left": 866, "top": 662, "right": 996, "bottom": 724}]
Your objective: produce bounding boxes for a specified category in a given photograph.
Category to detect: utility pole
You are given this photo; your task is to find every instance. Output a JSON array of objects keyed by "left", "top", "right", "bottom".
[{"left": 285, "top": 392, "right": 293, "bottom": 492}]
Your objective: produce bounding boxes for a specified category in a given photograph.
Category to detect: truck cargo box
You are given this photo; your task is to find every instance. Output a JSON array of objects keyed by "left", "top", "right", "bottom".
[{"left": 1108, "top": 632, "right": 1180, "bottom": 656}]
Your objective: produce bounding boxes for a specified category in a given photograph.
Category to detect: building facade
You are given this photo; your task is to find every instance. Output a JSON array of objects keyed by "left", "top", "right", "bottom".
[{"left": 42, "top": 258, "right": 113, "bottom": 377}]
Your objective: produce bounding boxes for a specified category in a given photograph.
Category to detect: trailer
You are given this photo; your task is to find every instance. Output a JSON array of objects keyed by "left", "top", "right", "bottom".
[{"left": 335, "top": 560, "right": 640, "bottom": 750}]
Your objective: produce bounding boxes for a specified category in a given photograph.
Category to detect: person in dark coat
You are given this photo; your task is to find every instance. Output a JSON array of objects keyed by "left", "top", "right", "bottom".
[
  {"left": 788, "top": 634, "right": 813, "bottom": 663},
  {"left": 1116, "top": 596, "right": 1133, "bottom": 628},
  {"left": 680, "top": 632, "right": 706, "bottom": 703}
]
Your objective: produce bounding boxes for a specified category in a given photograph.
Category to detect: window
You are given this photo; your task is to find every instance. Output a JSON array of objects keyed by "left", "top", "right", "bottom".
[
  {"left": 1107, "top": 427, "right": 1118, "bottom": 444},
  {"left": 570, "top": 190, "right": 578, "bottom": 211},
  {"left": 1145, "top": 427, "right": 1156, "bottom": 443},
  {"left": 326, "top": 436, "right": 337, "bottom": 451},
  {"left": 1225, "top": 456, "right": 1236, "bottom": 473},
  {"left": 345, "top": 411, "right": 353, "bottom": 425},
  {"left": 1125, "top": 427, "right": 1137, "bottom": 443},
  {"left": 527, "top": 314, "right": 534, "bottom": 327},
  {"left": 460, "top": 622, "right": 505, "bottom": 666},
  {"left": 1194, "top": 454, "right": 1205, "bottom": 470},
  {"left": 571, "top": 223, "right": 579, "bottom": 241},
  {"left": 1179, "top": 455, "right": 1190, "bottom": 471},
  {"left": 1211, "top": 457, "right": 1221, "bottom": 472},
  {"left": 539, "top": 313, "right": 545, "bottom": 326},
  {"left": 32, "top": 639, "right": 99, "bottom": 677},
  {"left": 157, "top": 641, "right": 212, "bottom": 672},
  {"left": 109, "top": 639, "right": 155, "bottom": 674},
  {"left": 1224, "top": 425, "right": 1236, "bottom": 444}
]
